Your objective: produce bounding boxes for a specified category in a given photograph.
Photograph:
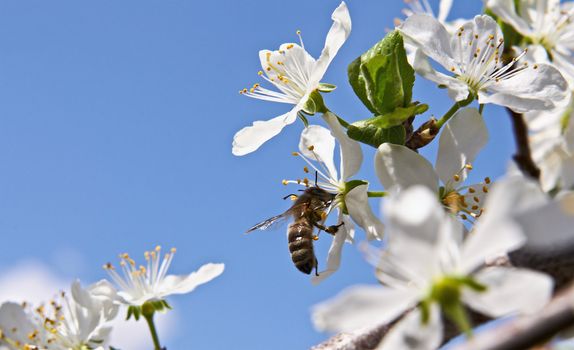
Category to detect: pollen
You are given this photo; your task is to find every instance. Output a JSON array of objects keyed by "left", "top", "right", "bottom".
[
  {"left": 313, "top": 235, "right": 319, "bottom": 241},
  {"left": 290, "top": 195, "right": 298, "bottom": 201},
  {"left": 321, "top": 212, "right": 328, "bottom": 220},
  {"left": 303, "top": 166, "right": 309, "bottom": 173}
]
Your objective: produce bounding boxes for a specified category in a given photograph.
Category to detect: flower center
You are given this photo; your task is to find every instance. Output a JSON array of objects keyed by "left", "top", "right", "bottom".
[
  {"left": 239, "top": 31, "right": 311, "bottom": 104},
  {"left": 440, "top": 163, "right": 491, "bottom": 222},
  {"left": 451, "top": 27, "right": 529, "bottom": 94}
]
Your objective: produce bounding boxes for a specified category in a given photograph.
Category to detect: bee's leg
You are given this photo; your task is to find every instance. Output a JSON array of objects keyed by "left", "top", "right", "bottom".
[
  {"left": 313, "top": 222, "right": 344, "bottom": 236},
  {"left": 314, "top": 257, "right": 319, "bottom": 277}
]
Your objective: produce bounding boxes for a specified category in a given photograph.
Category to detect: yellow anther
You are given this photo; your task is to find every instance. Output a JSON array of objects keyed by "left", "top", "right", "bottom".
[
  {"left": 451, "top": 67, "right": 456, "bottom": 72},
  {"left": 484, "top": 177, "right": 491, "bottom": 184},
  {"left": 258, "top": 71, "right": 263, "bottom": 75},
  {"left": 313, "top": 235, "right": 319, "bottom": 241},
  {"left": 472, "top": 205, "right": 479, "bottom": 210},
  {"left": 296, "top": 30, "right": 301, "bottom": 35},
  {"left": 303, "top": 178, "right": 309, "bottom": 187},
  {"left": 303, "top": 166, "right": 309, "bottom": 173},
  {"left": 292, "top": 152, "right": 299, "bottom": 156},
  {"left": 282, "top": 179, "right": 288, "bottom": 185},
  {"left": 460, "top": 214, "right": 468, "bottom": 220},
  {"left": 307, "top": 145, "right": 314, "bottom": 151},
  {"left": 266, "top": 67, "right": 271, "bottom": 71},
  {"left": 482, "top": 186, "right": 489, "bottom": 193},
  {"left": 171, "top": 248, "right": 177, "bottom": 253},
  {"left": 465, "top": 163, "right": 473, "bottom": 170},
  {"left": 453, "top": 174, "right": 461, "bottom": 182},
  {"left": 155, "top": 245, "right": 161, "bottom": 251},
  {"left": 468, "top": 187, "right": 476, "bottom": 193},
  {"left": 103, "top": 263, "right": 114, "bottom": 270},
  {"left": 287, "top": 44, "right": 294, "bottom": 49},
  {"left": 473, "top": 196, "right": 480, "bottom": 203}
]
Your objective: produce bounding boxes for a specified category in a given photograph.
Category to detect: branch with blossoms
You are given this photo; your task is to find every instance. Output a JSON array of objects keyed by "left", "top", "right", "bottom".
[
  {"left": 233, "top": 0, "right": 574, "bottom": 349},
  {"left": 0, "top": 246, "right": 224, "bottom": 350}
]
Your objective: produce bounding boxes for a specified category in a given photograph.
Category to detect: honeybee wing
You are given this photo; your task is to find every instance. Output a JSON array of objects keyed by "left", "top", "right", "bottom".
[{"left": 244, "top": 202, "right": 309, "bottom": 234}]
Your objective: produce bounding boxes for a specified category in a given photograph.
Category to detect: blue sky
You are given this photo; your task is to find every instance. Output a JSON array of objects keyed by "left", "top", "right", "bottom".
[{"left": 0, "top": 1, "right": 515, "bottom": 349}]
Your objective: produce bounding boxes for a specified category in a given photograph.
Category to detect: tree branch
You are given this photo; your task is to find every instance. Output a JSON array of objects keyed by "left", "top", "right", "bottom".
[
  {"left": 452, "top": 282, "right": 574, "bottom": 350},
  {"left": 506, "top": 108, "right": 540, "bottom": 180}
]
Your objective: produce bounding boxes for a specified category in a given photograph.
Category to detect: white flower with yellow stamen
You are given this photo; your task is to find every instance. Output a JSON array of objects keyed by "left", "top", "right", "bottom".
[
  {"left": 286, "top": 117, "right": 384, "bottom": 283},
  {"left": 0, "top": 280, "right": 118, "bottom": 350},
  {"left": 375, "top": 108, "right": 490, "bottom": 222},
  {"left": 399, "top": 14, "right": 568, "bottom": 112},
  {"left": 232, "top": 2, "right": 351, "bottom": 156},
  {"left": 486, "top": 0, "right": 574, "bottom": 86},
  {"left": 104, "top": 246, "right": 224, "bottom": 306}
]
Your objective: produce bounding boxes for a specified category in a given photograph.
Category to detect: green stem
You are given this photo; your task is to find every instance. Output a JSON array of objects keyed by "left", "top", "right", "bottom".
[
  {"left": 436, "top": 95, "right": 475, "bottom": 129},
  {"left": 436, "top": 103, "right": 461, "bottom": 129},
  {"left": 323, "top": 108, "right": 350, "bottom": 129},
  {"left": 144, "top": 313, "right": 163, "bottom": 350},
  {"left": 367, "top": 191, "right": 387, "bottom": 197},
  {"left": 478, "top": 103, "right": 485, "bottom": 115}
]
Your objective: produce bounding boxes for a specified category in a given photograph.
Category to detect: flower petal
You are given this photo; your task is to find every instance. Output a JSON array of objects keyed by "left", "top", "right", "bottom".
[
  {"left": 375, "top": 143, "right": 439, "bottom": 192},
  {"left": 299, "top": 125, "right": 338, "bottom": 180},
  {"left": 311, "top": 213, "right": 352, "bottom": 285},
  {"left": 310, "top": 2, "right": 352, "bottom": 86},
  {"left": 382, "top": 186, "right": 456, "bottom": 285},
  {"left": 377, "top": 304, "right": 443, "bottom": 350},
  {"left": 232, "top": 109, "right": 298, "bottom": 156},
  {"left": 437, "top": 0, "right": 453, "bottom": 23},
  {"left": 0, "top": 302, "right": 35, "bottom": 345},
  {"left": 486, "top": 0, "right": 534, "bottom": 37},
  {"left": 399, "top": 14, "right": 458, "bottom": 74},
  {"left": 412, "top": 50, "right": 470, "bottom": 101},
  {"left": 464, "top": 267, "right": 553, "bottom": 317},
  {"left": 436, "top": 108, "right": 488, "bottom": 186},
  {"left": 312, "top": 285, "right": 419, "bottom": 333},
  {"left": 159, "top": 263, "right": 224, "bottom": 296},
  {"left": 480, "top": 64, "right": 569, "bottom": 113},
  {"left": 323, "top": 112, "right": 363, "bottom": 180},
  {"left": 345, "top": 184, "right": 385, "bottom": 241},
  {"left": 517, "top": 191, "right": 574, "bottom": 253},
  {"left": 459, "top": 176, "right": 544, "bottom": 272}
]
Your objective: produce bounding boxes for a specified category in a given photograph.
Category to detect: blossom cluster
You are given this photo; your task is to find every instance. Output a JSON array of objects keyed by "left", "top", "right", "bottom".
[
  {"left": 0, "top": 247, "right": 223, "bottom": 350},
  {"left": 233, "top": 0, "right": 574, "bottom": 348}
]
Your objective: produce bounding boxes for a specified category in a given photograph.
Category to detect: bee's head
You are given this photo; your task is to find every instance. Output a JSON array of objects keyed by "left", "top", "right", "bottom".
[{"left": 304, "top": 186, "right": 336, "bottom": 203}]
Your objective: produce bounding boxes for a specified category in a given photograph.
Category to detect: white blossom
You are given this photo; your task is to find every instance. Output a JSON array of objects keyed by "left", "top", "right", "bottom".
[
  {"left": 0, "top": 280, "right": 118, "bottom": 350},
  {"left": 486, "top": 0, "right": 574, "bottom": 86},
  {"left": 375, "top": 108, "right": 490, "bottom": 222},
  {"left": 312, "top": 185, "right": 552, "bottom": 349},
  {"left": 232, "top": 2, "right": 351, "bottom": 156},
  {"left": 287, "top": 114, "right": 384, "bottom": 283},
  {"left": 399, "top": 14, "right": 568, "bottom": 112},
  {"left": 104, "top": 246, "right": 224, "bottom": 306}
]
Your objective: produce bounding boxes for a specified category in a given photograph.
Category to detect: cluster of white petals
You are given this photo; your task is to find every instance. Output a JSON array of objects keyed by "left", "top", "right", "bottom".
[
  {"left": 232, "top": 2, "right": 351, "bottom": 156},
  {"left": 312, "top": 182, "right": 553, "bottom": 349},
  {"left": 0, "top": 280, "right": 118, "bottom": 350},
  {"left": 104, "top": 246, "right": 224, "bottom": 306},
  {"left": 400, "top": 14, "right": 568, "bottom": 112}
]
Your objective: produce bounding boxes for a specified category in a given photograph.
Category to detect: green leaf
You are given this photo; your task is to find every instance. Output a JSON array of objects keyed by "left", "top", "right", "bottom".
[
  {"left": 318, "top": 83, "right": 337, "bottom": 92},
  {"left": 371, "top": 103, "right": 428, "bottom": 129},
  {"left": 347, "top": 122, "right": 405, "bottom": 148},
  {"left": 297, "top": 112, "right": 310, "bottom": 127},
  {"left": 348, "top": 30, "right": 415, "bottom": 115}
]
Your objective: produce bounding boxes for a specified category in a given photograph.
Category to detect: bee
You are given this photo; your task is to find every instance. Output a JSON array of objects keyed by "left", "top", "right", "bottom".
[{"left": 246, "top": 183, "right": 343, "bottom": 276}]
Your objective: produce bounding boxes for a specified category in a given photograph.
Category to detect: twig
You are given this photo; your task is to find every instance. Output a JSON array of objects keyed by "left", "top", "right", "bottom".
[
  {"left": 452, "top": 282, "right": 574, "bottom": 350},
  {"left": 507, "top": 108, "right": 541, "bottom": 180}
]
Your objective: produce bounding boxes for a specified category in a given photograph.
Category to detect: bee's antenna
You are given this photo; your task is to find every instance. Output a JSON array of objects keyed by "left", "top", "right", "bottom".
[
  {"left": 282, "top": 193, "right": 298, "bottom": 200},
  {"left": 315, "top": 171, "right": 318, "bottom": 187}
]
